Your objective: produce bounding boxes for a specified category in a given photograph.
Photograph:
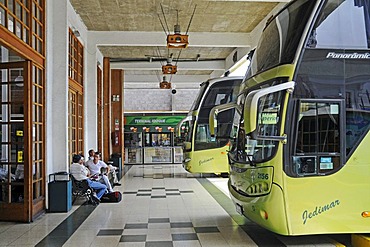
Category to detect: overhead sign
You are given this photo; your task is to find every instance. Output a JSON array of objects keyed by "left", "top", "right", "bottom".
[
  {"left": 124, "top": 116, "right": 186, "bottom": 132},
  {"left": 125, "top": 116, "right": 185, "bottom": 126}
]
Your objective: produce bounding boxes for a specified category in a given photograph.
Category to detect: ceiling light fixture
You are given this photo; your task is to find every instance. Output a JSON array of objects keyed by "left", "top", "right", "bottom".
[
  {"left": 158, "top": 4, "right": 197, "bottom": 49},
  {"left": 162, "top": 57, "right": 177, "bottom": 74},
  {"left": 167, "top": 24, "right": 188, "bottom": 49},
  {"left": 159, "top": 76, "right": 172, "bottom": 89}
]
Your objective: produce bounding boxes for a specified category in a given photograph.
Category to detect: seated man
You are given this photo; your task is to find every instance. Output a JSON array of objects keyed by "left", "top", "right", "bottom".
[
  {"left": 86, "top": 152, "right": 115, "bottom": 193},
  {"left": 99, "top": 154, "right": 121, "bottom": 186},
  {"left": 107, "top": 163, "right": 121, "bottom": 186},
  {"left": 70, "top": 154, "right": 107, "bottom": 203}
]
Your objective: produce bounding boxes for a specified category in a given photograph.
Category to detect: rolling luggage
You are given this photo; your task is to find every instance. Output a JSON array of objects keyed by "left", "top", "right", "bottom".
[{"left": 100, "top": 191, "right": 122, "bottom": 203}]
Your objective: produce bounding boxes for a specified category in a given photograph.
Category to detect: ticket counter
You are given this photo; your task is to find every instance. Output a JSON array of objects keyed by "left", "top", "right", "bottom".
[{"left": 124, "top": 131, "right": 183, "bottom": 164}]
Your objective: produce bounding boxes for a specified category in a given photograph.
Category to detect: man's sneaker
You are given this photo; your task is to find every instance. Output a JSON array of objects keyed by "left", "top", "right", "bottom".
[{"left": 92, "top": 195, "right": 100, "bottom": 204}]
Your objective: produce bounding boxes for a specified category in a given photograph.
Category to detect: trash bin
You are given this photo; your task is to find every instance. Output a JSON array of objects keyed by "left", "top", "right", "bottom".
[
  {"left": 111, "top": 153, "right": 122, "bottom": 172},
  {"left": 48, "top": 172, "right": 72, "bottom": 212}
]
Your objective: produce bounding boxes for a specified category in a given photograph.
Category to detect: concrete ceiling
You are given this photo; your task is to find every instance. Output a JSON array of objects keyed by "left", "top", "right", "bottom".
[{"left": 69, "top": 0, "right": 290, "bottom": 87}]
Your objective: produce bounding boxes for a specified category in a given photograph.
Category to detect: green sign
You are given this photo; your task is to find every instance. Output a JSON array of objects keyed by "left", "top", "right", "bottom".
[
  {"left": 124, "top": 116, "right": 186, "bottom": 132},
  {"left": 125, "top": 116, "right": 185, "bottom": 126},
  {"left": 260, "top": 113, "right": 278, "bottom": 125}
]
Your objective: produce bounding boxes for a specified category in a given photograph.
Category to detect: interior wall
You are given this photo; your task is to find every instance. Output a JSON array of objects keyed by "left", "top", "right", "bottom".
[
  {"left": 68, "top": 0, "right": 99, "bottom": 156},
  {"left": 124, "top": 88, "right": 198, "bottom": 112}
]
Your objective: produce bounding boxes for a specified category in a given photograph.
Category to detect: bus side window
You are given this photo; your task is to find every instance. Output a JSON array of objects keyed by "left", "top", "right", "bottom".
[
  {"left": 294, "top": 101, "right": 341, "bottom": 176},
  {"left": 345, "top": 110, "right": 370, "bottom": 155}
]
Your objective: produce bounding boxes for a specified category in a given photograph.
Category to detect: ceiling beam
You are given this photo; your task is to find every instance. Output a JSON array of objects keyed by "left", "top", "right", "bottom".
[
  {"left": 124, "top": 82, "right": 202, "bottom": 89},
  {"left": 124, "top": 74, "right": 210, "bottom": 83},
  {"left": 110, "top": 60, "right": 225, "bottom": 70},
  {"left": 207, "top": 0, "right": 290, "bottom": 2},
  {"left": 88, "top": 31, "right": 251, "bottom": 48}
]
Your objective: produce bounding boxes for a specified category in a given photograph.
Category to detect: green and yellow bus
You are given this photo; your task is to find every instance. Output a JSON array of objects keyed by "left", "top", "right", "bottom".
[
  {"left": 178, "top": 76, "right": 242, "bottom": 174},
  {"left": 210, "top": 0, "right": 370, "bottom": 235}
]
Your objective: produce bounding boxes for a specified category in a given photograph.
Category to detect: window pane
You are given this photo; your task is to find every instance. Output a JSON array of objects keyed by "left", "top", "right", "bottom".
[
  {"left": 317, "top": 103, "right": 340, "bottom": 152},
  {"left": 0, "top": 7, "right": 5, "bottom": 26},
  {"left": 24, "top": 9, "right": 29, "bottom": 25},
  {"left": 38, "top": 142, "right": 42, "bottom": 159},
  {"left": 15, "top": 21, "right": 21, "bottom": 38},
  {"left": 247, "top": 0, "right": 316, "bottom": 78},
  {"left": 11, "top": 184, "right": 24, "bottom": 203},
  {"left": 23, "top": 26, "right": 28, "bottom": 42},
  {"left": 296, "top": 102, "right": 340, "bottom": 153},
  {"left": 308, "top": 0, "right": 370, "bottom": 49},
  {"left": 257, "top": 91, "right": 282, "bottom": 137},
  {"left": 16, "top": 2, "right": 21, "bottom": 19},
  {"left": 33, "top": 181, "right": 41, "bottom": 199},
  {"left": 8, "top": 15, "right": 14, "bottom": 32},
  {"left": 8, "top": 0, "right": 14, "bottom": 12}
]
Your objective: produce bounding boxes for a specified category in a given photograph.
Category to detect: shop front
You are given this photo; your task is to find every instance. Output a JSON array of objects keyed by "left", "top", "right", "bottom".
[{"left": 124, "top": 115, "right": 185, "bottom": 164}]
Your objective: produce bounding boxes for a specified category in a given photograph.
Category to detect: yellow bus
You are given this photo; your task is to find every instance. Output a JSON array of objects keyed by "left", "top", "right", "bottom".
[
  {"left": 178, "top": 76, "right": 242, "bottom": 174},
  {"left": 210, "top": 0, "right": 370, "bottom": 235}
]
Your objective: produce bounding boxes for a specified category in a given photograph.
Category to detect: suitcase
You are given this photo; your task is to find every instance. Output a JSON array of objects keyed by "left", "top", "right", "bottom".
[{"left": 100, "top": 191, "right": 122, "bottom": 203}]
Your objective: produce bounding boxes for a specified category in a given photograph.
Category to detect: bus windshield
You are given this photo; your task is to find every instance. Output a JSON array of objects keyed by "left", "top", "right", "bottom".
[
  {"left": 230, "top": 79, "right": 290, "bottom": 164},
  {"left": 189, "top": 81, "right": 208, "bottom": 112},
  {"left": 245, "top": 0, "right": 316, "bottom": 80},
  {"left": 194, "top": 78, "right": 241, "bottom": 151}
]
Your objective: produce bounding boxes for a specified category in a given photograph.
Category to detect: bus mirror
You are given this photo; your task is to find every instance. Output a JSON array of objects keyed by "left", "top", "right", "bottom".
[
  {"left": 176, "top": 117, "right": 186, "bottom": 137},
  {"left": 176, "top": 116, "right": 192, "bottom": 137},
  {"left": 209, "top": 102, "right": 236, "bottom": 137},
  {"left": 183, "top": 141, "right": 192, "bottom": 151},
  {"left": 244, "top": 90, "right": 258, "bottom": 134},
  {"left": 245, "top": 81, "right": 295, "bottom": 140}
]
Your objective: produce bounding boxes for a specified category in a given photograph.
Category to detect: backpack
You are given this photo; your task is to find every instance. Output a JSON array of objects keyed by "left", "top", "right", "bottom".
[{"left": 100, "top": 191, "right": 122, "bottom": 203}]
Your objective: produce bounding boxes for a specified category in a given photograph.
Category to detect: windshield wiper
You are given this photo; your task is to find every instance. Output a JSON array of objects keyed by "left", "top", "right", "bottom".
[{"left": 246, "top": 154, "right": 256, "bottom": 167}]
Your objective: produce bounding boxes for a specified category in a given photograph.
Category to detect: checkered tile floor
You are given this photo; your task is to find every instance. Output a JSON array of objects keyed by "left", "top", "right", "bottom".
[
  {"left": 123, "top": 187, "right": 194, "bottom": 198},
  {"left": 3, "top": 164, "right": 349, "bottom": 247},
  {"left": 96, "top": 217, "right": 222, "bottom": 246},
  {"left": 68, "top": 165, "right": 259, "bottom": 247}
]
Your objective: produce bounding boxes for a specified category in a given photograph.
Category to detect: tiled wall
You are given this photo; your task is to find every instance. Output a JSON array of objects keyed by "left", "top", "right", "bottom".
[{"left": 124, "top": 88, "right": 199, "bottom": 111}]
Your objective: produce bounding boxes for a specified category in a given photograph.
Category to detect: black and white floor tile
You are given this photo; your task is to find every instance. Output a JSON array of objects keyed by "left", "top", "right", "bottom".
[{"left": 0, "top": 164, "right": 352, "bottom": 247}]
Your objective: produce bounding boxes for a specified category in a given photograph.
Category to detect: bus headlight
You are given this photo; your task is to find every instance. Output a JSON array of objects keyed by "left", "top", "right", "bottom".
[{"left": 184, "top": 158, "right": 191, "bottom": 163}]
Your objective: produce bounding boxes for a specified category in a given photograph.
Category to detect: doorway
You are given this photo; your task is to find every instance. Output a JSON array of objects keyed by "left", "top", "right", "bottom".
[{"left": 0, "top": 58, "right": 45, "bottom": 222}]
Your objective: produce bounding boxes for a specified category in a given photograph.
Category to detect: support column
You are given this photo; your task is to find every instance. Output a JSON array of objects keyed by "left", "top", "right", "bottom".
[
  {"left": 84, "top": 43, "right": 98, "bottom": 153},
  {"left": 111, "top": 69, "right": 124, "bottom": 157},
  {"left": 46, "top": 0, "right": 69, "bottom": 173},
  {"left": 103, "top": 57, "right": 111, "bottom": 160}
]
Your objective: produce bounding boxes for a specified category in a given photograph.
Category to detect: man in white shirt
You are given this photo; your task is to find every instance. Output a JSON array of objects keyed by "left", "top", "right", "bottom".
[
  {"left": 70, "top": 154, "right": 107, "bottom": 202},
  {"left": 86, "top": 152, "right": 114, "bottom": 193}
]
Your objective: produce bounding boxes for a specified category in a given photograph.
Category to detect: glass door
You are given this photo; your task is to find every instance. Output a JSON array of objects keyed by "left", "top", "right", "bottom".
[
  {"left": 124, "top": 132, "right": 143, "bottom": 164},
  {"left": 143, "top": 132, "right": 173, "bottom": 163},
  {"left": 0, "top": 60, "right": 45, "bottom": 222},
  {"left": 0, "top": 61, "right": 28, "bottom": 221}
]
